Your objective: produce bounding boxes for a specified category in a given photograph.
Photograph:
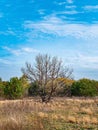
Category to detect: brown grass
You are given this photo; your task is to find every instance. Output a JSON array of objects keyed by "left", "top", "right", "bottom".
[{"left": 0, "top": 97, "right": 98, "bottom": 130}]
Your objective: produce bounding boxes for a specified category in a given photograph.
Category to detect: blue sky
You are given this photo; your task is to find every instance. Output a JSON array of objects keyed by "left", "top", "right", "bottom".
[{"left": 0, "top": 0, "right": 98, "bottom": 81}]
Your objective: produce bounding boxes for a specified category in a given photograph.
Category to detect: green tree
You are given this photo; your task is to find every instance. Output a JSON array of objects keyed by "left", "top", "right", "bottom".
[
  {"left": 71, "top": 78, "right": 98, "bottom": 97},
  {"left": 4, "top": 77, "right": 24, "bottom": 99},
  {"left": 19, "top": 75, "right": 29, "bottom": 96},
  {"left": 0, "top": 82, "right": 4, "bottom": 97},
  {"left": 0, "top": 77, "right": 2, "bottom": 82},
  {"left": 28, "top": 82, "right": 39, "bottom": 96},
  {"left": 0, "top": 80, "right": 7, "bottom": 98}
]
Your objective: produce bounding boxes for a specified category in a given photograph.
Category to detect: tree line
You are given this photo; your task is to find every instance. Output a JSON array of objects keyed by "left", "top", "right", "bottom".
[{"left": 0, "top": 54, "right": 98, "bottom": 102}]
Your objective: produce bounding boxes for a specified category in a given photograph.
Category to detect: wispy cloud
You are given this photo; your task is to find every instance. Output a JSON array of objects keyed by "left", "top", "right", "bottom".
[
  {"left": 84, "top": 5, "right": 98, "bottom": 11},
  {"left": 54, "top": 2, "right": 66, "bottom": 6},
  {"left": 22, "top": 47, "right": 39, "bottom": 53},
  {"left": 3, "top": 46, "right": 22, "bottom": 56},
  {"left": 65, "top": 5, "right": 76, "bottom": 9},
  {"left": 23, "top": 15, "right": 98, "bottom": 39},
  {"left": 38, "top": 9, "right": 45, "bottom": 15},
  {"left": 3, "top": 46, "right": 39, "bottom": 56},
  {"left": 57, "top": 10, "right": 78, "bottom": 15},
  {"left": 67, "top": 0, "right": 73, "bottom": 4},
  {"left": 0, "top": 28, "right": 16, "bottom": 36},
  {"left": 54, "top": 0, "right": 73, "bottom": 5},
  {"left": 0, "top": 58, "right": 11, "bottom": 65},
  {"left": 65, "top": 52, "right": 98, "bottom": 69}
]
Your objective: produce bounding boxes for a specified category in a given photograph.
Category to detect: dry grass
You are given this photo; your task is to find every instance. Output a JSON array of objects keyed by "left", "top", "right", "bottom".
[{"left": 0, "top": 97, "right": 98, "bottom": 130}]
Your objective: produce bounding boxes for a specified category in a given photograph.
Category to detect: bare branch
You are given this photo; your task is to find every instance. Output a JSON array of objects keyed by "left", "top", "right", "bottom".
[{"left": 21, "top": 54, "right": 73, "bottom": 102}]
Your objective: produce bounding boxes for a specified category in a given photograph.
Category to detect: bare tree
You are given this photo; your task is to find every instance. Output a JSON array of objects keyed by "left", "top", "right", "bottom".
[{"left": 21, "top": 54, "right": 73, "bottom": 102}]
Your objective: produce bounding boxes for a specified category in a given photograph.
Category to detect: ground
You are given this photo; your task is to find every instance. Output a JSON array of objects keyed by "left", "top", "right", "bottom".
[{"left": 0, "top": 97, "right": 98, "bottom": 130}]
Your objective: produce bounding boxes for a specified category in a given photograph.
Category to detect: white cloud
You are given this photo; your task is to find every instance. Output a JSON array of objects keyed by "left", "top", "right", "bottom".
[
  {"left": 67, "top": 0, "right": 73, "bottom": 4},
  {"left": 54, "top": 0, "right": 73, "bottom": 5},
  {"left": 84, "top": 5, "right": 98, "bottom": 11},
  {"left": 6, "top": 30, "right": 16, "bottom": 36},
  {"left": 3, "top": 46, "right": 39, "bottom": 56},
  {"left": 76, "top": 53, "right": 98, "bottom": 66},
  {"left": 0, "top": 58, "right": 11, "bottom": 65},
  {"left": 38, "top": 9, "right": 45, "bottom": 15},
  {"left": 3, "top": 46, "right": 22, "bottom": 56},
  {"left": 55, "top": 2, "right": 66, "bottom": 5},
  {"left": 65, "top": 5, "right": 76, "bottom": 9},
  {"left": 0, "top": 28, "right": 16, "bottom": 36},
  {"left": 22, "top": 47, "right": 39, "bottom": 53},
  {"left": 64, "top": 52, "right": 98, "bottom": 69},
  {"left": 23, "top": 16, "right": 98, "bottom": 39},
  {"left": 57, "top": 10, "right": 78, "bottom": 15},
  {"left": 57, "top": 6, "right": 78, "bottom": 15}
]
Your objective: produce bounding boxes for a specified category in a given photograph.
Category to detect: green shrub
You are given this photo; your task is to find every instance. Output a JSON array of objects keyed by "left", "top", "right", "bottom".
[
  {"left": 28, "top": 82, "right": 39, "bottom": 96},
  {"left": 4, "top": 77, "right": 24, "bottom": 99},
  {"left": 0, "top": 83, "right": 4, "bottom": 97},
  {"left": 94, "top": 81, "right": 98, "bottom": 93},
  {"left": 71, "top": 78, "right": 98, "bottom": 97},
  {"left": 19, "top": 75, "right": 30, "bottom": 96},
  {"left": 0, "top": 81, "right": 7, "bottom": 97}
]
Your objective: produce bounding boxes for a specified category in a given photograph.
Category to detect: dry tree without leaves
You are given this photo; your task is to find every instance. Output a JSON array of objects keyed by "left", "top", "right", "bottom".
[{"left": 22, "top": 54, "right": 73, "bottom": 102}]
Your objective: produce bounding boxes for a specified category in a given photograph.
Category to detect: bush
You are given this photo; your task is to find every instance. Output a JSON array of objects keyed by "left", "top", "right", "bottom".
[
  {"left": 94, "top": 81, "right": 98, "bottom": 93},
  {"left": 19, "top": 75, "right": 30, "bottom": 96},
  {"left": 28, "top": 82, "right": 39, "bottom": 96},
  {"left": 0, "top": 83, "right": 4, "bottom": 97},
  {"left": 71, "top": 78, "right": 98, "bottom": 97},
  {"left": 4, "top": 77, "right": 24, "bottom": 99},
  {"left": 56, "top": 78, "right": 74, "bottom": 97},
  {"left": 0, "top": 81, "right": 7, "bottom": 98}
]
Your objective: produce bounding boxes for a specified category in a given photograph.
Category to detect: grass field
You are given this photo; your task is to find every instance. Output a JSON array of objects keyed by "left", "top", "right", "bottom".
[{"left": 0, "top": 97, "right": 98, "bottom": 130}]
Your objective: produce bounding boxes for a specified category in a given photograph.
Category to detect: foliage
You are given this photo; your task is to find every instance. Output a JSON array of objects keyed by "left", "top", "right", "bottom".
[
  {"left": 0, "top": 77, "right": 2, "bottom": 82},
  {"left": 0, "top": 81, "right": 8, "bottom": 97},
  {"left": 19, "top": 75, "right": 30, "bottom": 96},
  {"left": 23, "top": 78, "right": 74, "bottom": 98},
  {"left": 22, "top": 54, "right": 73, "bottom": 102},
  {"left": 94, "top": 80, "right": 98, "bottom": 93},
  {"left": 56, "top": 78, "right": 74, "bottom": 96},
  {"left": 4, "top": 77, "right": 24, "bottom": 99},
  {"left": 0, "top": 82, "right": 4, "bottom": 97},
  {"left": 28, "top": 82, "right": 39, "bottom": 96},
  {"left": 71, "top": 78, "right": 98, "bottom": 97}
]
